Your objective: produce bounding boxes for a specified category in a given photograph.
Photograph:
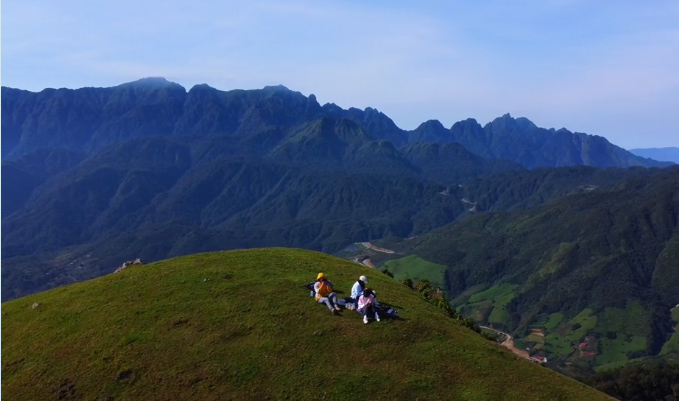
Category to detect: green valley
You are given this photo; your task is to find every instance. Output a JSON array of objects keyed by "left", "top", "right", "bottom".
[{"left": 353, "top": 166, "right": 679, "bottom": 372}]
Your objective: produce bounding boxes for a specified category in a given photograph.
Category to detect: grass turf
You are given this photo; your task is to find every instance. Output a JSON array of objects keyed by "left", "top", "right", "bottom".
[
  {"left": 2, "top": 248, "right": 613, "bottom": 401},
  {"left": 380, "top": 254, "right": 447, "bottom": 289}
]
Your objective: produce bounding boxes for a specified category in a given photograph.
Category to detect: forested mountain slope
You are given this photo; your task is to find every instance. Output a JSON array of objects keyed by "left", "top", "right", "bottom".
[
  {"left": 1, "top": 79, "right": 672, "bottom": 302},
  {"left": 382, "top": 166, "right": 679, "bottom": 368}
]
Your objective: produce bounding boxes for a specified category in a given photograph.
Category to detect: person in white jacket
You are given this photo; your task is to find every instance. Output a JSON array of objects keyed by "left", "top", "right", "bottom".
[{"left": 349, "top": 275, "right": 368, "bottom": 310}]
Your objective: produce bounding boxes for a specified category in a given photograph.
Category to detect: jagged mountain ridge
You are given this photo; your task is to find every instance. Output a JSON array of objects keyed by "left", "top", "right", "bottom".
[
  {"left": 2, "top": 77, "right": 669, "bottom": 169},
  {"left": 0, "top": 78, "right": 672, "bottom": 301},
  {"left": 443, "top": 115, "right": 670, "bottom": 169}
]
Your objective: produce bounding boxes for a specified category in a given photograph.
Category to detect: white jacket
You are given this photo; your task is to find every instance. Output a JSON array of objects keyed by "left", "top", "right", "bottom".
[{"left": 351, "top": 280, "right": 365, "bottom": 299}]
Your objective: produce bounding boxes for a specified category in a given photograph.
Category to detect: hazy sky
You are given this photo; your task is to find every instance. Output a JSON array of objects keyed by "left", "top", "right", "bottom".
[{"left": 3, "top": 1, "right": 678, "bottom": 148}]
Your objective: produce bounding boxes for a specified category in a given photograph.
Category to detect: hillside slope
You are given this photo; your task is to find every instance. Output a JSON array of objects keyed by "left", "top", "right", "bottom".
[
  {"left": 1, "top": 117, "right": 513, "bottom": 300},
  {"left": 1, "top": 248, "right": 611, "bottom": 401},
  {"left": 379, "top": 166, "right": 679, "bottom": 369}
]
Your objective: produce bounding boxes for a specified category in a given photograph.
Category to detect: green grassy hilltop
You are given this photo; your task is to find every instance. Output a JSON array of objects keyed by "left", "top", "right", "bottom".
[{"left": 1, "top": 248, "right": 612, "bottom": 400}]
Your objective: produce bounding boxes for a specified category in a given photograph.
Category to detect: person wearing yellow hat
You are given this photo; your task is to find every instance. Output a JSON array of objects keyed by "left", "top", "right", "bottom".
[{"left": 314, "top": 273, "right": 341, "bottom": 314}]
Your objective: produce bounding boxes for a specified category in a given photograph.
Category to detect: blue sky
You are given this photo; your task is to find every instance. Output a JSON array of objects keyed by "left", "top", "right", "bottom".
[{"left": 3, "top": 1, "right": 678, "bottom": 148}]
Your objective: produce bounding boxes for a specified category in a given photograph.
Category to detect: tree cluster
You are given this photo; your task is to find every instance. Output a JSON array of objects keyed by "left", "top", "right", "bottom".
[{"left": 582, "top": 361, "right": 679, "bottom": 401}]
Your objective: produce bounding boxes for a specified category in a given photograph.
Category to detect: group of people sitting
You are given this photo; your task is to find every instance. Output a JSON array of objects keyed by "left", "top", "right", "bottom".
[{"left": 314, "top": 273, "right": 380, "bottom": 324}]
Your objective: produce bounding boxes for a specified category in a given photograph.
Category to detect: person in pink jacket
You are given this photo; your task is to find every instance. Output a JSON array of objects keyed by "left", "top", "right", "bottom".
[{"left": 357, "top": 288, "right": 380, "bottom": 324}]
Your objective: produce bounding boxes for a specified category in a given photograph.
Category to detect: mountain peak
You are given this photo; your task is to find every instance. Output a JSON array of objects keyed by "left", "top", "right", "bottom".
[
  {"left": 487, "top": 114, "right": 536, "bottom": 132},
  {"left": 415, "top": 119, "right": 445, "bottom": 131},
  {"left": 262, "top": 84, "right": 291, "bottom": 92},
  {"left": 188, "top": 83, "right": 218, "bottom": 92},
  {"left": 121, "top": 77, "right": 182, "bottom": 89}
]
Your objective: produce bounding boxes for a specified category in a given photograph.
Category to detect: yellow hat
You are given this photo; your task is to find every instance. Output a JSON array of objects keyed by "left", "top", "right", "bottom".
[{"left": 317, "top": 272, "right": 325, "bottom": 280}]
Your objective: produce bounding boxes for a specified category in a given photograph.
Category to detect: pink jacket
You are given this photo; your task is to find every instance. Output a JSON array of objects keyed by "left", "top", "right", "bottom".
[{"left": 357, "top": 294, "right": 375, "bottom": 312}]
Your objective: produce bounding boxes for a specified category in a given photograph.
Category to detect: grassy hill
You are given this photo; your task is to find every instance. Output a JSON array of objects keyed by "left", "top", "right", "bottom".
[{"left": 1, "top": 248, "right": 611, "bottom": 401}]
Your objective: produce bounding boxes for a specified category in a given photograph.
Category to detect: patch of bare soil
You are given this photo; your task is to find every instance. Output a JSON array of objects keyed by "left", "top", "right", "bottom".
[
  {"left": 362, "top": 242, "right": 395, "bottom": 254},
  {"left": 481, "top": 326, "right": 530, "bottom": 360},
  {"left": 502, "top": 337, "right": 530, "bottom": 359},
  {"left": 362, "top": 258, "right": 376, "bottom": 268},
  {"left": 530, "top": 328, "right": 545, "bottom": 337}
]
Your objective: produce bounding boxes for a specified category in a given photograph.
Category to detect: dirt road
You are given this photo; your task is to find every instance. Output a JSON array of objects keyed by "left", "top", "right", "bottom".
[
  {"left": 361, "top": 242, "right": 395, "bottom": 254},
  {"left": 480, "top": 326, "right": 530, "bottom": 360}
]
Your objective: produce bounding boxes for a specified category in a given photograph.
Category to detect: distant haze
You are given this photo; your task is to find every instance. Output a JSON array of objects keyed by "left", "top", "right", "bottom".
[
  {"left": 629, "top": 147, "right": 679, "bottom": 163},
  {"left": 3, "top": 1, "right": 678, "bottom": 149}
]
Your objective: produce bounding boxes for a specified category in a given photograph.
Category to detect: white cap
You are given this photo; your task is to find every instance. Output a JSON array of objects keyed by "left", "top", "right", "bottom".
[{"left": 359, "top": 275, "right": 368, "bottom": 283}]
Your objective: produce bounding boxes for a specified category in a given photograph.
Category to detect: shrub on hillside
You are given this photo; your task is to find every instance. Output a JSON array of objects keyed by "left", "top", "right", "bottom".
[{"left": 405, "top": 278, "right": 486, "bottom": 335}]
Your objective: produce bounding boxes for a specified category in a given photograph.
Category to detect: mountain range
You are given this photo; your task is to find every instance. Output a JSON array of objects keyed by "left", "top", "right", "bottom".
[
  {"left": 4, "top": 78, "right": 669, "bottom": 300},
  {"left": 3, "top": 77, "right": 670, "bottom": 168},
  {"left": 2, "top": 78, "right": 678, "bottom": 394},
  {"left": 1, "top": 79, "right": 675, "bottom": 300}
]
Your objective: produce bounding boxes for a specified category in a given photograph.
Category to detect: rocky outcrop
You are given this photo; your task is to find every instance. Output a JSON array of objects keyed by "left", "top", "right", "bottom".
[{"left": 114, "top": 258, "right": 143, "bottom": 273}]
